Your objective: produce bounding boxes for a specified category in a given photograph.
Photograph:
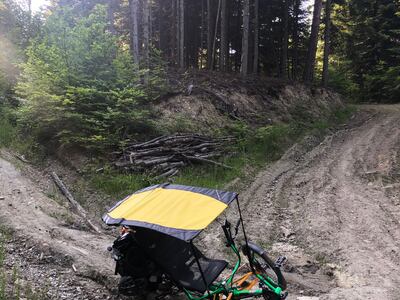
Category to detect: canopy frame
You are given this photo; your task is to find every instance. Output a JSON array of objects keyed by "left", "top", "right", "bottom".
[
  {"left": 103, "top": 183, "right": 238, "bottom": 242},
  {"left": 188, "top": 195, "right": 254, "bottom": 299}
]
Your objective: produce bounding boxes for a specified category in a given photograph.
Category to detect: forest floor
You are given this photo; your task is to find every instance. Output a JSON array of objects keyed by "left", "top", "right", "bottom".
[{"left": 0, "top": 104, "right": 399, "bottom": 299}]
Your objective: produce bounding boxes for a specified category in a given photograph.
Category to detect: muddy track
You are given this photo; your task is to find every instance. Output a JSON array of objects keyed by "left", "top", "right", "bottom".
[{"left": 236, "top": 104, "right": 400, "bottom": 299}]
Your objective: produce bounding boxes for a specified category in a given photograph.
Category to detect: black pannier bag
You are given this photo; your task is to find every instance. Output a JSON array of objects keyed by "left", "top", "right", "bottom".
[{"left": 111, "top": 231, "right": 160, "bottom": 295}]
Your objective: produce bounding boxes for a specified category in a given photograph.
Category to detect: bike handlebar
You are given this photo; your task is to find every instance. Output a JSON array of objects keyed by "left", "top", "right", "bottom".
[{"left": 222, "top": 220, "right": 234, "bottom": 246}]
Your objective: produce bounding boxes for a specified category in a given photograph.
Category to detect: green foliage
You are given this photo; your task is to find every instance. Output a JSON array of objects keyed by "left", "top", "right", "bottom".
[
  {"left": 191, "top": 106, "right": 354, "bottom": 189},
  {"left": 326, "top": 59, "right": 360, "bottom": 99},
  {"left": 363, "top": 65, "right": 400, "bottom": 103},
  {"left": 251, "top": 124, "right": 294, "bottom": 165},
  {"left": 0, "top": 0, "right": 42, "bottom": 96},
  {"left": 330, "top": 0, "right": 400, "bottom": 102},
  {"left": 92, "top": 171, "right": 151, "bottom": 199},
  {"left": 16, "top": 4, "right": 167, "bottom": 152},
  {"left": 332, "top": 104, "right": 356, "bottom": 123},
  {"left": 0, "top": 105, "right": 45, "bottom": 164},
  {"left": 0, "top": 116, "right": 16, "bottom": 147}
]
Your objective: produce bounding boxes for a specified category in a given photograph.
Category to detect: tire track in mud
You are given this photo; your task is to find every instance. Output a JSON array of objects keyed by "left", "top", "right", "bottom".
[{"left": 237, "top": 105, "right": 400, "bottom": 299}]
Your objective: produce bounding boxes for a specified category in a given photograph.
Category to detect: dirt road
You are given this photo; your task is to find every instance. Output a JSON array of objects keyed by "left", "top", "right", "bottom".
[
  {"left": 1, "top": 104, "right": 399, "bottom": 299},
  {"left": 238, "top": 104, "right": 400, "bottom": 299}
]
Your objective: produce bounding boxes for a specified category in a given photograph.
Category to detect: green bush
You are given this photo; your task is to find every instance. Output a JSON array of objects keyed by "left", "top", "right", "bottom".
[{"left": 22, "top": 86, "right": 153, "bottom": 150}]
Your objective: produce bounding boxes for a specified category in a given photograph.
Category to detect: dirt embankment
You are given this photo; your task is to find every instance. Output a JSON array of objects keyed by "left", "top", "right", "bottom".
[
  {"left": 156, "top": 74, "right": 343, "bottom": 132},
  {"left": 0, "top": 151, "right": 117, "bottom": 299}
]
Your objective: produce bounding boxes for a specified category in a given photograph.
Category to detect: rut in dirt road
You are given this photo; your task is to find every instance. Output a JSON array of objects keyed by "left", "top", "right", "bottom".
[{"left": 239, "top": 105, "right": 400, "bottom": 300}]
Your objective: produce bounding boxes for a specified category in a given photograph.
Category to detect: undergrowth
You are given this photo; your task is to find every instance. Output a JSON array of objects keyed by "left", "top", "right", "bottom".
[
  {"left": 92, "top": 105, "right": 356, "bottom": 198},
  {"left": 0, "top": 117, "right": 16, "bottom": 148},
  {"left": 0, "top": 108, "right": 46, "bottom": 164}
]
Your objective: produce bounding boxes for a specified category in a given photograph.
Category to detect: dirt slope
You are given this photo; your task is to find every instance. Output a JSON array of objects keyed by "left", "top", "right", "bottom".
[
  {"left": 234, "top": 104, "right": 400, "bottom": 299},
  {"left": 0, "top": 153, "right": 116, "bottom": 299},
  {"left": 157, "top": 74, "right": 343, "bottom": 133}
]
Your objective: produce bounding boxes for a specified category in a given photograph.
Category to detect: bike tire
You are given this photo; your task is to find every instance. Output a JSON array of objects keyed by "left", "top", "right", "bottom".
[{"left": 241, "top": 242, "right": 287, "bottom": 299}]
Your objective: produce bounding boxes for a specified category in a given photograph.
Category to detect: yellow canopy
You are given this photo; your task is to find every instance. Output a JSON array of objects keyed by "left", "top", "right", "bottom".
[{"left": 103, "top": 184, "right": 238, "bottom": 241}]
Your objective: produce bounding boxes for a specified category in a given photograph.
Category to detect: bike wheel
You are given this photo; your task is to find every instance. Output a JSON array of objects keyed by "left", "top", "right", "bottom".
[{"left": 241, "top": 242, "right": 287, "bottom": 300}]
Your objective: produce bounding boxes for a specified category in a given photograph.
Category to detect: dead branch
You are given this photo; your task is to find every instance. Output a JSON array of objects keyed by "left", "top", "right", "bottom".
[
  {"left": 15, "top": 154, "right": 30, "bottom": 164},
  {"left": 51, "top": 172, "right": 101, "bottom": 234},
  {"left": 184, "top": 155, "right": 233, "bottom": 169}
]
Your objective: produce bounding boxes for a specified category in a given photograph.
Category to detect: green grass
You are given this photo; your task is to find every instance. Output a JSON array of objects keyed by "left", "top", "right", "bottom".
[{"left": 92, "top": 171, "right": 152, "bottom": 199}]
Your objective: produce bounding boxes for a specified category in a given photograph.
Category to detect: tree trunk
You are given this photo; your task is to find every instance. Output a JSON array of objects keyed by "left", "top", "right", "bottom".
[
  {"left": 292, "top": 0, "right": 300, "bottom": 79},
  {"left": 207, "top": 0, "right": 215, "bottom": 69},
  {"left": 107, "top": 0, "right": 117, "bottom": 35},
  {"left": 211, "top": 0, "right": 222, "bottom": 70},
  {"left": 200, "top": 0, "right": 205, "bottom": 69},
  {"left": 149, "top": 0, "right": 153, "bottom": 43},
  {"left": 170, "top": 0, "right": 176, "bottom": 64},
  {"left": 142, "top": 0, "right": 150, "bottom": 83},
  {"left": 303, "top": 0, "right": 323, "bottom": 83},
  {"left": 220, "top": 0, "right": 228, "bottom": 71},
  {"left": 240, "top": 0, "right": 250, "bottom": 77},
  {"left": 143, "top": 0, "right": 150, "bottom": 66},
  {"left": 179, "top": 0, "right": 185, "bottom": 68},
  {"left": 185, "top": 2, "right": 201, "bottom": 68},
  {"left": 322, "top": 0, "right": 331, "bottom": 87},
  {"left": 175, "top": 0, "right": 180, "bottom": 66},
  {"left": 253, "top": 0, "right": 259, "bottom": 74},
  {"left": 129, "top": 0, "right": 140, "bottom": 65},
  {"left": 280, "top": 0, "right": 289, "bottom": 79},
  {"left": 28, "top": 0, "right": 32, "bottom": 18},
  {"left": 233, "top": 0, "right": 242, "bottom": 71}
]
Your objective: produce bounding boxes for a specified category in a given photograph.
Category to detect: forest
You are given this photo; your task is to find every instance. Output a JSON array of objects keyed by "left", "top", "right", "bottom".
[
  {"left": 0, "top": 0, "right": 399, "bottom": 153},
  {"left": 1, "top": 1, "right": 400, "bottom": 300}
]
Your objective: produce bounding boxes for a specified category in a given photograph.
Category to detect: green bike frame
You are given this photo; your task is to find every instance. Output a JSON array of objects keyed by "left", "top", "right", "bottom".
[{"left": 183, "top": 243, "right": 283, "bottom": 300}]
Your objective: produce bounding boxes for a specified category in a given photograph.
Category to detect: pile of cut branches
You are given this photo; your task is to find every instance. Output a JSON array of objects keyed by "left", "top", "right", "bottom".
[{"left": 114, "top": 134, "right": 235, "bottom": 178}]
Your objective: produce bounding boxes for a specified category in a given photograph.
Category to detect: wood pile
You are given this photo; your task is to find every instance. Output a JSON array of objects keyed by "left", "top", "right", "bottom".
[{"left": 114, "top": 134, "right": 235, "bottom": 178}]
